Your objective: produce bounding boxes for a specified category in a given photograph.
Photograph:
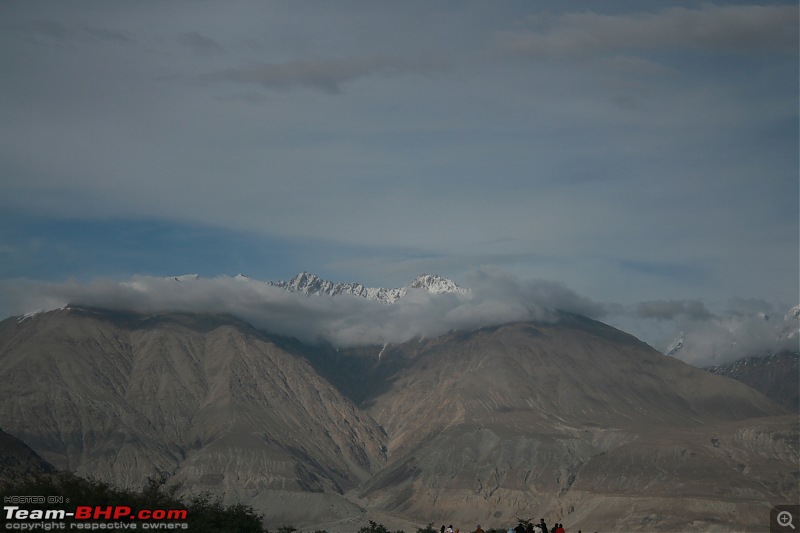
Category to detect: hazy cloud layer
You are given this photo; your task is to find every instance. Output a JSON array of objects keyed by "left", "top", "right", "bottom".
[
  {"left": 2, "top": 271, "right": 796, "bottom": 367},
  {"left": 12, "top": 19, "right": 133, "bottom": 46},
  {"left": 203, "top": 56, "right": 445, "bottom": 94},
  {"left": 499, "top": 4, "right": 797, "bottom": 58},
  {"left": 0, "top": 1, "right": 797, "bottom": 358},
  {"left": 2, "top": 271, "right": 562, "bottom": 347},
  {"left": 636, "top": 299, "right": 712, "bottom": 321},
  {"left": 672, "top": 310, "right": 799, "bottom": 367},
  {"left": 178, "top": 32, "right": 225, "bottom": 56}
]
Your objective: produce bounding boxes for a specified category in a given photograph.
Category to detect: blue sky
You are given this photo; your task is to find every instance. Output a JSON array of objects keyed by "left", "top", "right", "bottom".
[{"left": 0, "top": 1, "right": 797, "bottom": 358}]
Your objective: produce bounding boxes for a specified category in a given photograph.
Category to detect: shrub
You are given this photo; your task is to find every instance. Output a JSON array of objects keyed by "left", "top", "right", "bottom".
[{"left": 2, "top": 471, "right": 266, "bottom": 532}]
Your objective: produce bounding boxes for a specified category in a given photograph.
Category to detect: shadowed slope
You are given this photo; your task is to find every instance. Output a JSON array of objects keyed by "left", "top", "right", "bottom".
[{"left": 0, "top": 307, "right": 387, "bottom": 526}]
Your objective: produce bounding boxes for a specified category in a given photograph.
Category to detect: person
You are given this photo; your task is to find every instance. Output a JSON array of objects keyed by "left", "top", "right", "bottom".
[
  {"left": 441, "top": 526, "right": 445, "bottom": 533},
  {"left": 539, "top": 519, "right": 547, "bottom": 533},
  {"left": 555, "top": 524, "right": 565, "bottom": 533},
  {"left": 446, "top": 525, "right": 454, "bottom": 533},
  {"left": 514, "top": 523, "right": 525, "bottom": 533},
  {"left": 475, "top": 525, "right": 484, "bottom": 533}
]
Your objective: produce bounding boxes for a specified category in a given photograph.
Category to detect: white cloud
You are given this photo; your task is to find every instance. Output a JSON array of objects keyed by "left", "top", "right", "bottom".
[
  {"left": 672, "top": 310, "right": 799, "bottom": 367},
  {"left": 1, "top": 270, "right": 795, "bottom": 367},
  {"left": 0, "top": 269, "right": 624, "bottom": 348}
]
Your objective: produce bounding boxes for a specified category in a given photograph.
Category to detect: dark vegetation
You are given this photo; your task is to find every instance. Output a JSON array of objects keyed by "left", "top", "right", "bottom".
[
  {"left": 0, "top": 432, "right": 533, "bottom": 533},
  {"left": 2, "top": 471, "right": 265, "bottom": 532},
  {"left": 1, "top": 471, "right": 467, "bottom": 533}
]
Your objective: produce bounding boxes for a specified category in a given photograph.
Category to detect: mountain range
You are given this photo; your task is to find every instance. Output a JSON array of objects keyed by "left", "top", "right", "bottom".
[
  {"left": 268, "top": 272, "right": 468, "bottom": 304},
  {"left": 0, "top": 273, "right": 797, "bottom": 532}
]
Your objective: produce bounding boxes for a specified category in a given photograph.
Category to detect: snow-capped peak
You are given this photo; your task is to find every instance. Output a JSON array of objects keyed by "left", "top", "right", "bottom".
[
  {"left": 410, "top": 274, "right": 470, "bottom": 295},
  {"left": 269, "top": 272, "right": 468, "bottom": 304}
]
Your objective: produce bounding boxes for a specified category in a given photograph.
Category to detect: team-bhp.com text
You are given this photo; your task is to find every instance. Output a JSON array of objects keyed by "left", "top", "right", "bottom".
[{"left": 4, "top": 505, "right": 188, "bottom": 530}]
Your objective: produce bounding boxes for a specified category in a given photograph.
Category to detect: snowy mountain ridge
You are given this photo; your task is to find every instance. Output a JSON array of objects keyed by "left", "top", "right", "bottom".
[
  {"left": 160, "top": 271, "right": 468, "bottom": 304},
  {"left": 268, "top": 272, "right": 469, "bottom": 303}
]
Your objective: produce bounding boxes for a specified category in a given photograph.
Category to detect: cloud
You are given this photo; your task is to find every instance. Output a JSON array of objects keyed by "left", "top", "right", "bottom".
[
  {"left": 202, "top": 55, "right": 445, "bottom": 94},
  {"left": 671, "top": 310, "right": 799, "bottom": 367},
  {"left": 498, "top": 4, "right": 798, "bottom": 59},
  {"left": 1, "top": 270, "right": 795, "bottom": 367},
  {"left": 467, "top": 270, "right": 615, "bottom": 319},
  {"left": 0, "top": 269, "right": 623, "bottom": 348},
  {"left": 14, "top": 20, "right": 133, "bottom": 46},
  {"left": 177, "top": 32, "right": 225, "bottom": 56},
  {"left": 725, "top": 297, "right": 774, "bottom": 318},
  {"left": 636, "top": 299, "right": 712, "bottom": 321}
]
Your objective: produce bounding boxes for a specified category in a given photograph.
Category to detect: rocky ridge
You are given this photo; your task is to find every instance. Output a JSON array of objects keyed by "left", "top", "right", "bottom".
[{"left": 267, "top": 272, "right": 468, "bottom": 304}]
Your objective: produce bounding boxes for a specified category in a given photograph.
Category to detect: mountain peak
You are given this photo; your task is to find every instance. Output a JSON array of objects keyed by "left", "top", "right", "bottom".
[
  {"left": 409, "top": 274, "right": 469, "bottom": 295},
  {"left": 269, "top": 272, "right": 468, "bottom": 303}
]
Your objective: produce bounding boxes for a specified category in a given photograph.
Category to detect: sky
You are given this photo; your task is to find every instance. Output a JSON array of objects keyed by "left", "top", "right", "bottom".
[{"left": 1, "top": 1, "right": 798, "bottom": 365}]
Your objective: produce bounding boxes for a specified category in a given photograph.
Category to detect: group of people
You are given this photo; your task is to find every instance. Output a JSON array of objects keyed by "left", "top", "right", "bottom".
[
  {"left": 440, "top": 519, "right": 574, "bottom": 533},
  {"left": 510, "top": 520, "right": 568, "bottom": 533}
]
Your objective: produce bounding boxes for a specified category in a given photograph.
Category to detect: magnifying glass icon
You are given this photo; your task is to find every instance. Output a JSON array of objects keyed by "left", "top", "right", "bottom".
[{"left": 778, "top": 510, "right": 795, "bottom": 530}]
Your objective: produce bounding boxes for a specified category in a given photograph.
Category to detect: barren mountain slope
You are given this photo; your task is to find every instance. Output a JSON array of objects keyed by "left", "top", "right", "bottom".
[
  {"left": 706, "top": 351, "right": 799, "bottom": 412},
  {"left": 366, "top": 317, "right": 780, "bottom": 455},
  {"left": 1, "top": 307, "right": 796, "bottom": 532},
  {"left": 0, "top": 307, "right": 387, "bottom": 525},
  {"left": 356, "top": 317, "right": 795, "bottom": 532}
]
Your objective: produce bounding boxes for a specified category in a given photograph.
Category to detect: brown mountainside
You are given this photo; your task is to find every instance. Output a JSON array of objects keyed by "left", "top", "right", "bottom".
[
  {"left": 346, "top": 318, "right": 795, "bottom": 531},
  {"left": 0, "top": 307, "right": 386, "bottom": 525},
  {"left": 706, "top": 351, "right": 800, "bottom": 412},
  {"left": 362, "top": 317, "right": 778, "bottom": 454},
  {"left": 0, "top": 307, "right": 797, "bottom": 532}
]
